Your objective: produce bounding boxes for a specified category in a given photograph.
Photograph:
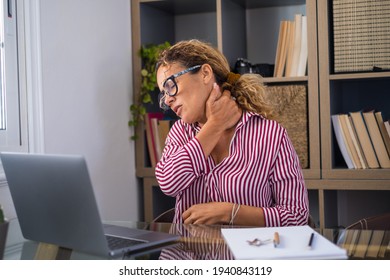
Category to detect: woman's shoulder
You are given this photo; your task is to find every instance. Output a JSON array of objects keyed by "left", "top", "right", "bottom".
[
  {"left": 238, "top": 112, "right": 287, "bottom": 146},
  {"left": 244, "top": 111, "right": 285, "bottom": 131}
]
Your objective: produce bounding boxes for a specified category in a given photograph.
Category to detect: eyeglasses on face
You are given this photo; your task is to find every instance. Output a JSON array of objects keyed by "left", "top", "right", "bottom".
[{"left": 158, "top": 65, "right": 201, "bottom": 110}]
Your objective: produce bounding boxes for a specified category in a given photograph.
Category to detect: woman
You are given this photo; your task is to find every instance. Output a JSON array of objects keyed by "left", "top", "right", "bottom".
[{"left": 155, "top": 39, "right": 309, "bottom": 227}]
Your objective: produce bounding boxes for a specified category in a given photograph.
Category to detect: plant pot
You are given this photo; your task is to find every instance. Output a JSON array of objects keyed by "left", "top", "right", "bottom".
[{"left": 0, "top": 221, "right": 9, "bottom": 260}]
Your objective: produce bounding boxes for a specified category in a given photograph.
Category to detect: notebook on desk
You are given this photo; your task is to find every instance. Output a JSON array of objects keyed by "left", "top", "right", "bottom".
[
  {"left": 221, "top": 225, "right": 348, "bottom": 260},
  {"left": 0, "top": 152, "right": 179, "bottom": 258}
]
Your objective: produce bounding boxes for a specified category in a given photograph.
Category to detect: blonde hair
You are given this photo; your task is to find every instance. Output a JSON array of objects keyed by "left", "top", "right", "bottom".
[{"left": 156, "top": 39, "right": 275, "bottom": 119}]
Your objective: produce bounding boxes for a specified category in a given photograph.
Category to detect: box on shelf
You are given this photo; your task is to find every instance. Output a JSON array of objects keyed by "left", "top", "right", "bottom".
[{"left": 331, "top": 0, "right": 390, "bottom": 73}]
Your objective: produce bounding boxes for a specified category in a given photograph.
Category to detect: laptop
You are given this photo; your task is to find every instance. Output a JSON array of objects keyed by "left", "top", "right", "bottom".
[{"left": 0, "top": 152, "right": 179, "bottom": 258}]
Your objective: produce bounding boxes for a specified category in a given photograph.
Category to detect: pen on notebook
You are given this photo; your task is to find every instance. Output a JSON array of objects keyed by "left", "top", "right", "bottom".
[
  {"left": 273, "top": 232, "right": 280, "bottom": 248},
  {"left": 307, "top": 233, "right": 315, "bottom": 249}
]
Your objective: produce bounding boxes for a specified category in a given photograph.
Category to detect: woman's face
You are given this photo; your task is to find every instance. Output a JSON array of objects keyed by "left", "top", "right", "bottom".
[{"left": 156, "top": 63, "right": 213, "bottom": 125}]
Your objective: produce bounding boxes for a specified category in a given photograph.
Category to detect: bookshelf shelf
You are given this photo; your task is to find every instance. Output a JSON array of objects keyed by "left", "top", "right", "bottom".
[
  {"left": 140, "top": 0, "right": 216, "bottom": 14},
  {"left": 230, "top": 0, "right": 306, "bottom": 9},
  {"left": 132, "top": 0, "right": 389, "bottom": 228},
  {"left": 263, "top": 76, "right": 308, "bottom": 83},
  {"left": 329, "top": 72, "right": 390, "bottom": 81},
  {"left": 312, "top": 180, "right": 390, "bottom": 191},
  {"left": 318, "top": 0, "right": 390, "bottom": 228},
  {"left": 322, "top": 169, "right": 390, "bottom": 181}
]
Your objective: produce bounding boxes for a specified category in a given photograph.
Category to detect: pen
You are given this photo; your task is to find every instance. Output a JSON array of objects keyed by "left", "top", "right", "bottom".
[
  {"left": 308, "top": 233, "right": 315, "bottom": 249},
  {"left": 273, "top": 232, "right": 280, "bottom": 248}
]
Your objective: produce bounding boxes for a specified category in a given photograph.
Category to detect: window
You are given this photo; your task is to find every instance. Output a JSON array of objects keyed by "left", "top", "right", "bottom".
[{"left": 0, "top": 0, "right": 26, "bottom": 152}]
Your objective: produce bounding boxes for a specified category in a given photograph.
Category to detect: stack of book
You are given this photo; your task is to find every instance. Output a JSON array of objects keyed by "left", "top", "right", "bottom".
[
  {"left": 144, "top": 112, "right": 171, "bottom": 167},
  {"left": 331, "top": 110, "right": 390, "bottom": 169},
  {"left": 273, "top": 14, "right": 308, "bottom": 78}
]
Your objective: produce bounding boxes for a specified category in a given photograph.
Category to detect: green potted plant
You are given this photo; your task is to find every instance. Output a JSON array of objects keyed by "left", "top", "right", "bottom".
[
  {"left": 0, "top": 204, "right": 9, "bottom": 260},
  {"left": 129, "top": 42, "right": 170, "bottom": 140}
]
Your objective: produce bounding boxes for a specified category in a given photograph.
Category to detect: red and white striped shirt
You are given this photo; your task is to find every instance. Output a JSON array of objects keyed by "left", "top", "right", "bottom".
[{"left": 155, "top": 111, "right": 309, "bottom": 227}]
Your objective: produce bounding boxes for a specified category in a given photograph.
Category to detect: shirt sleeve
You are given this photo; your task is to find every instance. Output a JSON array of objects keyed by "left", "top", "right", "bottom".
[
  {"left": 262, "top": 130, "right": 309, "bottom": 227},
  {"left": 155, "top": 121, "right": 209, "bottom": 197}
]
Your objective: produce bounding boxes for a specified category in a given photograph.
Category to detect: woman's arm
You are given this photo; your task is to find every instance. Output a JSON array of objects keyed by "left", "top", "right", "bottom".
[
  {"left": 262, "top": 131, "right": 309, "bottom": 227},
  {"left": 182, "top": 202, "right": 266, "bottom": 226},
  {"left": 155, "top": 127, "right": 206, "bottom": 197},
  {"left": 182, "top": 130, "right": 309, "bottom": 227}
]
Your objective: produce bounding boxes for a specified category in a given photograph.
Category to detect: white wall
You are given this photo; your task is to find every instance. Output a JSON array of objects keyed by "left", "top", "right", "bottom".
[{"left": 37, "top": 0, "right": 137, "bottom": 222}]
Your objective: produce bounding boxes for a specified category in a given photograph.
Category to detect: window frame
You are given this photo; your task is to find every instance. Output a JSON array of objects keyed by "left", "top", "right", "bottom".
[{"left": 0, "top": 0, "right": 28, "bottom": 153}]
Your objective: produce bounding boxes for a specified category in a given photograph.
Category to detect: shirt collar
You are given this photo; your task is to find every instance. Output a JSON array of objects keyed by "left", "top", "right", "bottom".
[{"left": 237, "top": 111, "right": 264, "bottom": 129}]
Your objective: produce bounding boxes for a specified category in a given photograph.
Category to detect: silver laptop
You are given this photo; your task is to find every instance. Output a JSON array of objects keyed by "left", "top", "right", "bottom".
[{"left": 0, "top": 152, "right": 179, "bottom": 258}]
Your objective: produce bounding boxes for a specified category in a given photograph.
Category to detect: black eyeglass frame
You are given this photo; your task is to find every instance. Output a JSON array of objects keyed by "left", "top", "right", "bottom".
[{"left": 158, "top": 65, "right": 202, "bottom": 110}]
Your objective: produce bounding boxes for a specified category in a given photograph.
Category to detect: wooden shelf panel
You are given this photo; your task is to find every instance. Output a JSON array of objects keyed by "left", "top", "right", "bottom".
[
  {"left": 263, "top": 76, "right": 308, "bottom": 84},
  {"left": 313, "top": 179, "right": 390, "bottom": 191},
  {"left": 303, "top": 169, "right": 321, "bottom": 179},
  {"left": 139, "top": 0, "right": 216, "bottom": 15},
  {"left": 322, "top": 169, "right": 390, "bottom": 180},
  {"left": 136, "top": 167, "right": 155, "bottom": 178},
  {"left": 230, "top": 0, "right": 306, "bottom": 9},
  {"left": 329, "top": 72, "right": 390, "bottom": 80}
]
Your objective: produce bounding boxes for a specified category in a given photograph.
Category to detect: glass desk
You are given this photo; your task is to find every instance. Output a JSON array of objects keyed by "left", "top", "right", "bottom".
[{"left": 3, "top": 218, "right": 389, "bottom": 260}]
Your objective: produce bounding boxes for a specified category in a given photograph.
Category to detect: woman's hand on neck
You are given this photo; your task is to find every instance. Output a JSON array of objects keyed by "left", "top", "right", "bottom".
[{"left": 195, "top": 83, "right": 242, "bottom": 159}]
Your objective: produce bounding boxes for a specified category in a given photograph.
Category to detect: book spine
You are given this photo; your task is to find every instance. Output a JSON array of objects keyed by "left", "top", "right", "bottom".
[
  {"left": 296, "top": 15, "right": 308, "bottom": 77},
  {"left": 332, "top": 115, "right": 354, "bottom": 169},
  {"left": 349, "top": 111, "right": 380, "bottom": 168},
  {"left": 363, "top": 111, "right": 390, "bottom": 168}
]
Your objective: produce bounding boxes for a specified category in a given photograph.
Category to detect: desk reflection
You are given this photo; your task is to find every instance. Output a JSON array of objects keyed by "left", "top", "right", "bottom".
[
  {"left": 149, "top": 223, "right": 390, "bottom": 260},
  {"left": 4, "top": 218, "right": 390, "bottom": 260},
  {"left": 157, "top": 224, "right": 234, "bottom": 260}
]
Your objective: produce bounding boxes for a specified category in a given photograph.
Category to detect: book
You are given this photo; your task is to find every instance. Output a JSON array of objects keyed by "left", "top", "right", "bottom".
[
  {"left": 331, "top": 114, "right": 354, "bottom": 169},
  {"left": 349, "top": 111, "right": 380, "bottom": 168},
  {"left": 145, "top": 114, "right": 157, "bottom": 167},
  {"left": 348, "top": 115, "right": 368, "bottom": 169},
  {"left": 151, "top": 118, "right": 163, "bottom": 162},
  {"left": 385, "top": 120, "right": 390, "bottom": 138},
  {"left": 157, "top": 119, "right": 171, "bottom": 153},
  {"left": 279, "top": 21, "right": 290, "bottom": 78},
  {"left": 273, "top": 21, "right": 289, "bottom": 78},
  {"left": 374, "top": 111, "right": 390, "bottom": 156},
  {"left": 296, "top": 15, "right": 308, "bottom": 77},
  {"left": 221, "top": 225, "right": 347, "bottom": 260},
  {"left": 145, "top": 112, "right": 164, "bottom": 167},
  {"left": 288, "top": 14, "right": 302, "bottom": 77},
  {"left": 273, "top": 21, "right": 283, "bottom": 77},
  {"left": 284, "top": 20, "right": 295, "bottom": 77},
  {"left": 362, "top": 110, "right": 390, "bottom": 168},
  {"left": 339, "top": 114, "right": 361, "bottom": 168}
]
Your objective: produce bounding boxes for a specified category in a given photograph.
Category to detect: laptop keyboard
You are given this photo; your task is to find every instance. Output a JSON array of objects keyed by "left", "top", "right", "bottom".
[{"left": 106, "top": 235, "right": 147, "bottom": 250}]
